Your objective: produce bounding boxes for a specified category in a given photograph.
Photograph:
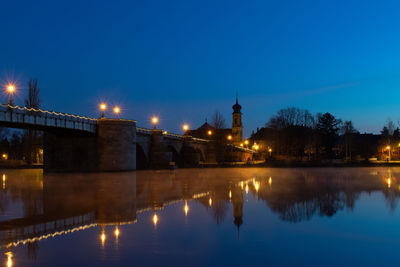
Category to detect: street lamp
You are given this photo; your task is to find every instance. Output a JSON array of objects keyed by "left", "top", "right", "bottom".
[
  {"left": 268, "top": 148, "right": 272, "bottom": 157},
  {"left": 227, "top": 135, "right": 232, "bottom": 141},
  {"left": 244, "top": 140, "right": 249, "bottom": 147},
  {"left": 113, "top": 106, "right": 120, "bottom": 118},
  {"left": 386, "top": 145, "right": 391, "bottom": 161},
  {"left": 183, "top": 124, "right": 189, "bottom": 133},
  {"left": 7, "top": 84, "right": 15, "bottom": 106},
  {"left": 207, "top": 130, "right": 212, "bottom": 136},
  {"left": 100, "top": 103, "right": 107, "bottom": 118},
  {"left": 152, "top": 117, "right": 159, "bottom": 129}
]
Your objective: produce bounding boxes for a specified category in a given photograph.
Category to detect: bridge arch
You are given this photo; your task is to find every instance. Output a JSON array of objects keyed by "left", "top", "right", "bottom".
[
  {"left": 167, "top": 145, "right": 180, "bottom": 165},
  {"left": 179, "top": 145, "right": 201, "bottom": 167},
  {"left": 136, "top": 143, "right": 148, "bottom": 170}
]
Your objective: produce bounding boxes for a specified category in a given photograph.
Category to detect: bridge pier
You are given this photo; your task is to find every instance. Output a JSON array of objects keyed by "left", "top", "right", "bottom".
[
  {"left": 97, "top": 119, "right": 136, "bottom": 171},
  {"left": 149, "top": 129, "right": 172, "bottom": 169},
  {"left": 44, "top": 119, "right": 137, "bottom": 172}
]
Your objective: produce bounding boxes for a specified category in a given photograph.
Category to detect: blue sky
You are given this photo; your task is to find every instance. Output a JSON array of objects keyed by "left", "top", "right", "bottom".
[{"left": 1, "top": 0, "right": 400, "bottom": 136}]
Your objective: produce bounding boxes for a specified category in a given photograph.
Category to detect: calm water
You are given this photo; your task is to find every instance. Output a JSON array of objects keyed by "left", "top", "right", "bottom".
[{"left": 0, "top": 168, "right": 399, "bottom": 266}]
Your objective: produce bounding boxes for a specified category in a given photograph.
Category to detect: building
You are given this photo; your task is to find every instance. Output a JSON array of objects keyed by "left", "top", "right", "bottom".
[{"left": 187, "top": 95, "right": 243, "bottom": 146}]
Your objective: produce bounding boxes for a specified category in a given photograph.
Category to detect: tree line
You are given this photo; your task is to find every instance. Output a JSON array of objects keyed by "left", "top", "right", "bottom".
[{"left": 250, "top": 107, "right": 391, "bottom": 162}]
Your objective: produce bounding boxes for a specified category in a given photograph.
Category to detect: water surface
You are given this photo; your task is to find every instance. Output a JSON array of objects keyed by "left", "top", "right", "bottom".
[{"left": 0, "top": 167, "right": 399, "bottom": 266}]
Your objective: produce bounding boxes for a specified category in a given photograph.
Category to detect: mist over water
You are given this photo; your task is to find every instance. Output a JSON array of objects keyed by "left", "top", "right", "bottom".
[{"left": 0, "top": 168, "right": 399, "bottom": 266}]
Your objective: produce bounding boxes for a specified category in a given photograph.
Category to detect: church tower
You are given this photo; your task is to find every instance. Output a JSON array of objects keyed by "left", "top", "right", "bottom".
[{"left": 232, "top": 94, "right": 243, "bottom": 145}]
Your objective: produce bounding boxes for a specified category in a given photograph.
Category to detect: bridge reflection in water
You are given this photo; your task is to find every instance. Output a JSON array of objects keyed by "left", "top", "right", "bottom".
[{"left": 0, "top": 168, "right": 399, "bottom": 265}]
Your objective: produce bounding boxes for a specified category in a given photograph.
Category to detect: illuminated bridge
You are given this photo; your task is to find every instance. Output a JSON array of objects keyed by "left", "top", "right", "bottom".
[{"left": 0, "top": 105, "right": 254, "bottom": 171}]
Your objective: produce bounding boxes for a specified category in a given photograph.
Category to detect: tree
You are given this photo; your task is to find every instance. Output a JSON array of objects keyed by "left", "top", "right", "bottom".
[
  {"left": 24, "top": 78, "right": 42, "bottom": 164},
  {"left": 317, "top": 113, "right": 342, "bottom": 158},
  {"left": 211, "top": 110, "right": 226, "bottom": 129},
  {"left": 25, "top": 79, "right": 41, "bottom": 109},
  {"left": 341, "top": 121, "right": 358, "bottom": 161}
]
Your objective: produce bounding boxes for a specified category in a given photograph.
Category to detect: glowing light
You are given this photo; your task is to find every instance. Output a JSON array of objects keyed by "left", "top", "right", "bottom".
[
  {"left": 240, "top": 181, "right": 244, "bottom": 189},
  {"left": 387, "top": 146, "right": 391, "bottom": 150},
  {"left": 153, "top": 214, "right": 158, "bottom": 226},
  {"left": 240, "top": 143, "right": 243, "bottom": 147},
  {"left": 208, "top": 130, "right": 212, "bottom": 135},
  {"left": 5, "top": 252, "right": 12, "bottom": 267},
  {"left": 162, "top": 131, "right": 168, "bottom": 134},
  {"left": 244, "top": 140, "right": 249, "bottom": 145},
  {"left": 268, "top": 148, "right": 272, "bottom": 153},
  {"left": 227, "top": 135, "right": 232, "bottom": 140},
  {"left": 114, "top": 227, "right": 119, "bottom": 237},
  {"left": 268, "top": 177, "right": 272, "bottom": 186},
  {"left": 245, "top": 184, "right": 249, "bottom": 194},
  {"left": 2, "top": 154, "right": 7, "bottom": 159},
  {"left": 100, "top": 103, "right": 107, "bottom": 110},
  {"left": 229, "top": 190, "right": 232, "bottom": 200},
  {"left": 254, "top": 181, "right": 260, "bottom": 192},
  {"left": 114, "top": 106, "right": 120, "bottom": 114},
  {"left": 7, "top": 84, "right": 15, "bottom": 93},
  {"left": 387, "top": 178, "right": 391, "bottom": 188},
  {"left": 100, "top": 232, "right": 106, "bottom": 245},
  {"left": 184, "top": 201, "right": 189, "bottom": 216},
  {"left": 2, "top": 174, "right": 5, "bottom": 190},
  {"left": 208, "top": 197, "right": 212, "bottom": 206},
  {"left": 183, "top": 124, "right": 189, "bottom": 131},
  {"left": 152, "top": 117, "right": 158, "bottom": 124}
]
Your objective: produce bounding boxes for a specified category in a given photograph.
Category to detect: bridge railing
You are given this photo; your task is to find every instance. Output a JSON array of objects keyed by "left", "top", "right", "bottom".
[
  {"left": 227, "top": 144, "right": 256, "bottom": 153},
  {"left": 136, "top": 126, "right": 210, "bottom": 142},
  {"left": 0, "top": 104, "right": 98, "bottom": 133},
  {"left": 136, "top": 127, "right": 153, "bottom": 135}
]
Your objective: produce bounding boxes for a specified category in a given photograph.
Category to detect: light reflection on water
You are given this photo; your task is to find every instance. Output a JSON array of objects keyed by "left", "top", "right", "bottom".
[{"left": 0, "top": 168, "right": 400, "bottom": 266}]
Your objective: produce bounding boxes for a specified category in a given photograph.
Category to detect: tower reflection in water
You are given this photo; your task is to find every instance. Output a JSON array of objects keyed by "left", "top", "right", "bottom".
[{"left": 1, "top": 168, "right": 400, "bottom": 265}]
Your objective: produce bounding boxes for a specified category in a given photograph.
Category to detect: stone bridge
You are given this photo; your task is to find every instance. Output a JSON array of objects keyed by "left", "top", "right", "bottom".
[{"left": 0, "top": 104, "right": 254, "bottom": 171}]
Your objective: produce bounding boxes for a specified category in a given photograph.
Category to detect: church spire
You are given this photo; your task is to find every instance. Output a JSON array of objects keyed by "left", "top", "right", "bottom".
[{"left": 236, "top": 90, "right": 238, "bottom": 104}]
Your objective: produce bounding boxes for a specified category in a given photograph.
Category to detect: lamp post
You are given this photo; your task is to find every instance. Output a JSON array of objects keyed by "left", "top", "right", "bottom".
[
  {"left": 100, "top": 103, "right": 107, "bottom": 118},
  {"left": 7, "top": 84, "right": 15, "bottom": 107},
  {"left": 183, "top": 124, "right": 189, "bottom": 134},
  {"left": 268, "top": 148, "right": 272, "bottom": 157},
  {"left": 113, "top": 106, "right": 120, "bottom": 118},
  {"left": 152, "top": 117, "right": 159, "bottom": 129},
  {"left": 386, "top": 146, "right": 391, "bottom": 162}
]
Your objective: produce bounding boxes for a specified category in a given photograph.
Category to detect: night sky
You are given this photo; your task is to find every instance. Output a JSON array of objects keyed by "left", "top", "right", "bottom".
[{"left": 2, "top": 0, "right": 400, "bottom": 136}]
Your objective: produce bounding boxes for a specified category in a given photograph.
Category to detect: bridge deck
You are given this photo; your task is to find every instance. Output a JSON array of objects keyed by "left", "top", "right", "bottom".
[{"left": 0, "top": 104, "right": 98, "bottom": 133}]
